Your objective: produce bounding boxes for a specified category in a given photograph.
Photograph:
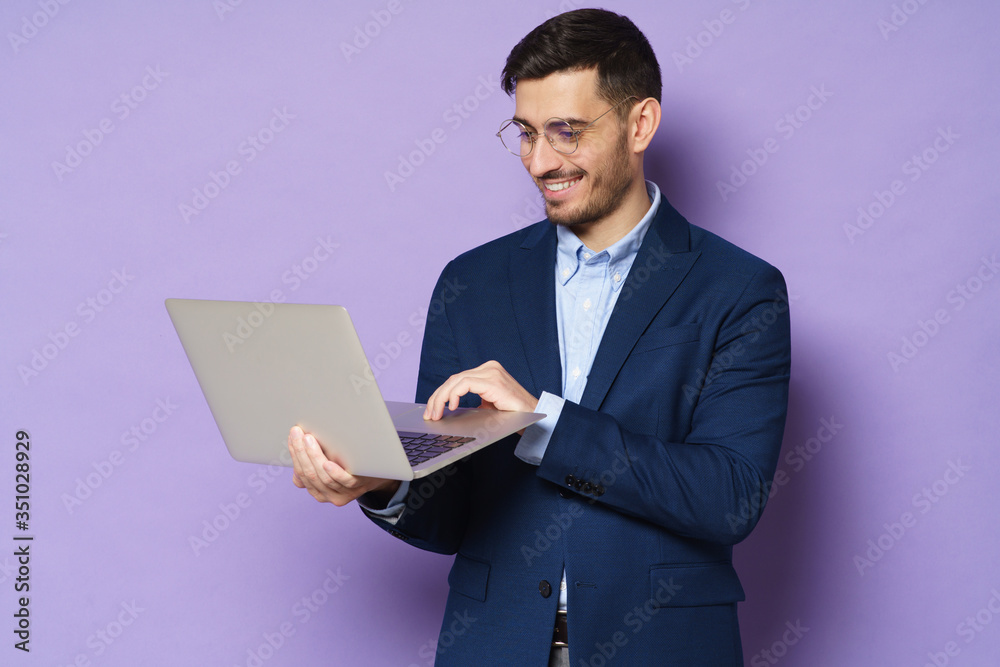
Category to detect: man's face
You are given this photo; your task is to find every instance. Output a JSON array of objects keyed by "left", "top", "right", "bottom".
[{"left": 513, "top": 69, "right": 636, "bottom": 227}]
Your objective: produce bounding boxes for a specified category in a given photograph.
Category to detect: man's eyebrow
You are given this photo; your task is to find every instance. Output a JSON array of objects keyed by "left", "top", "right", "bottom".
[
  {"left": 512, "top": 115, "right": 592, "bottom": 129},
  {"left": 512, "top": 115, "right": 536, "bottom": 130}
]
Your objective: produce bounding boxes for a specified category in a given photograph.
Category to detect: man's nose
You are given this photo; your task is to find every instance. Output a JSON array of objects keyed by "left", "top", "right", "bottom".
[{"left": 525, "top": 134, "right": 564, "bottom": 178}]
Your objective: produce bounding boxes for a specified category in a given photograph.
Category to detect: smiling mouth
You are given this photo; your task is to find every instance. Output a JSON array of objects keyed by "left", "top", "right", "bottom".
[{"left": 543, "top": 177, "right": 583, "bottom": 192}]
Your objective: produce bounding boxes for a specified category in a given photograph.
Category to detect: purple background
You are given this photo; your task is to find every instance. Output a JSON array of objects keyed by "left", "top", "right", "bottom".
[{"left": 3, "top": 1, "right": 998, "bottom": 665}]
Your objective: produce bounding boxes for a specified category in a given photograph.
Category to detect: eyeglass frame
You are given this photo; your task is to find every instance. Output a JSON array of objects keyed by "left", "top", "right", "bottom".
[{"left": 495, "top": 96, "right": 638, "bottom": 157}]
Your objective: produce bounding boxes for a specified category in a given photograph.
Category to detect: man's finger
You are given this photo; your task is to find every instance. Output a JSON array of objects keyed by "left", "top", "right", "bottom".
[
  {"left": 303, "top": 434, "right": 333, "bottom": 478},
  {"left": 290, "top": 429, "right": 332, "bottom": 493}
]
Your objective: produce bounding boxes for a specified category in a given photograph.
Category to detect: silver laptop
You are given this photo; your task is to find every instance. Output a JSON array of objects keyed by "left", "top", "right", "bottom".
[{"left": 165, "top": 299, "right": 545, "bottom": 480}]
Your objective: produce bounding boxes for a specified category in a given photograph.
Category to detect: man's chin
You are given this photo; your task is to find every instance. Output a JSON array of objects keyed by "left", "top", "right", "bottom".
[{"left": 545, "top": 201, "right": 599, "bottom": 227}]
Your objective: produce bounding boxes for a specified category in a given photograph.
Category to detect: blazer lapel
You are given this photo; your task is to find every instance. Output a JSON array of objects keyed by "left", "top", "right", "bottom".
[
  {"left": 580, "top": 200, "right": 700, "bottom": 411},
  {"left": 509, "top": 223, "right": 563, "bottom": 399}
]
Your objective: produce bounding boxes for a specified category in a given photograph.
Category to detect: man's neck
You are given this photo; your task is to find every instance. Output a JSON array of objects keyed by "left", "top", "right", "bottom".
[{"left": 566, "top": 176, "right": 652, "bottom": 253}]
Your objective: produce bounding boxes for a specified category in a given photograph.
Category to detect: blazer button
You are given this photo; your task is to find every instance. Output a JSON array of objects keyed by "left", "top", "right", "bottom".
[
  {"left": 565, "top": 474, "right": 576, "bottom": 487},
  {"left": 539, "top": 580, "right": 552, "bottom": 598},
  {"left": 582, "top": 481, "right": 594, "bottom": 495},
  {"left": 574, "top": 479, "right": 584, "bottom": 491},
  {"left": 594, "top": 484, "right": 606, "bottom": 497},
  {"left": 388, "top": 530, "right": 408, "bottom": 541}
]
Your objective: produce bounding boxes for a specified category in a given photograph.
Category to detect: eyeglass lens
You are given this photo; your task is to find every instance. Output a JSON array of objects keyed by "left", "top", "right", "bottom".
[{"left": 498, "top": 119, "right": 578, "bottom": 157}]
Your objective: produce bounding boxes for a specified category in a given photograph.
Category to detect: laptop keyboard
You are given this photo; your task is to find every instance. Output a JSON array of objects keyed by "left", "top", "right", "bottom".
[{"left": 397, "top": 431, "right": 475, "bottom": 465}]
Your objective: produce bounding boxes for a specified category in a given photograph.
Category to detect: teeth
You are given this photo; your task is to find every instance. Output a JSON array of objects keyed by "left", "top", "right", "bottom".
[{"left": 545, "top": 178, "right": 581, "bottom": 192}]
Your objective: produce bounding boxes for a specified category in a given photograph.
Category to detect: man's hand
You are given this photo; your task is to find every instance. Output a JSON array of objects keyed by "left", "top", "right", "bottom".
[
  {"left": 423, "top": 360, "right": 539, "bottom": 420},
  {"left": 287, "top": 426, "right": 400, "bottom": 506}
]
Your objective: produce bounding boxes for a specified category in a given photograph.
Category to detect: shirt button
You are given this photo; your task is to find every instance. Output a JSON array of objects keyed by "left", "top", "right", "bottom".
[
  {"left": 539, "top": 580, "right": 552, "bottom": 598},
  {"left": 583, "top": 252, "right": 591, "bottom": 259},
  {"left": 560, "top": 580, "right": 567, "bottom": 591},
  {"left": 583, "top": 298, "right": 591, "bottom": 311},
  {"left": 614, "top": 273, "right": 622, "bottom": 283},
  {"left": 562, "top": 268, "right": 571, "bottom": 278},
  {"left": 572, "top": 368, "right": 581, "bottom": 378}
]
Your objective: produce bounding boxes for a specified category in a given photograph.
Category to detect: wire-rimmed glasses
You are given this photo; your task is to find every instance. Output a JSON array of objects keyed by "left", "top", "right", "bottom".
[{"left": 496, "top": 96, "right": 637, "bottom": 157}]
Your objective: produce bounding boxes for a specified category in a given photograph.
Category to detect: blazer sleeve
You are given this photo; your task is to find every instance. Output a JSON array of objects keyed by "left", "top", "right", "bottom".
[{"left": 536, "top": 264, "right": 791, "bottom": 545}]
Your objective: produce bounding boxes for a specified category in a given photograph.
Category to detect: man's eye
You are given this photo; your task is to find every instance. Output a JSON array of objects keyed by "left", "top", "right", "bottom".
[{"left": 549, "top": 125, "right": 575, "bottom": 142}]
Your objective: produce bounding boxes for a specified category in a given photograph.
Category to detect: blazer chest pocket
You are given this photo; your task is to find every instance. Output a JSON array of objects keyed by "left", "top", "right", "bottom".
[{"left": 631, "top": 323, "right": 701, "bottom": 355}]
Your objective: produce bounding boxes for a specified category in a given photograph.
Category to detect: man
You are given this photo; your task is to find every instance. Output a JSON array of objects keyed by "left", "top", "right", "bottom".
[{"left": 288, "top": 9, "right": 791, "bottom": 666}]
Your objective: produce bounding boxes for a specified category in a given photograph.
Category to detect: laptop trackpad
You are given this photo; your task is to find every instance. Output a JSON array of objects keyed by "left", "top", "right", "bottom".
[{"left": 383, "top": 400, "right": 426, "bottom": 419}]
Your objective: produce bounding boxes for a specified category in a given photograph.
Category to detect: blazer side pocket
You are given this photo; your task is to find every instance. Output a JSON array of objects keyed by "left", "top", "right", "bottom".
[
  {"left": 648, "top": 561, "right": 745, "bottom": 608},
  {"left": 448, "top": 553, "right": 491, "bottom": 602}
]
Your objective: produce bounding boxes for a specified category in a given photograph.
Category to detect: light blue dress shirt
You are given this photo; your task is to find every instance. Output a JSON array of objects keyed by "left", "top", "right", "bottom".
[
  {"left": 367, "top": 181, "right": 662, "bottom": 610},
  {"left": 514, "top": 181, "right": 660, "bottom": 465}
]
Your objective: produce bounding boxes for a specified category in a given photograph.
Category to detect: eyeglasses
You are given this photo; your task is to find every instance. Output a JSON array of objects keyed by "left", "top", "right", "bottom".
[{"left": 496, "top": 96, "right": 637, "bottom": 157}]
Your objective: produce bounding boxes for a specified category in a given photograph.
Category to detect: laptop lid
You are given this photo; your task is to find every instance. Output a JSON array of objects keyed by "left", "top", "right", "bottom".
[{"left": 164, "top": 299, "right": 543, "bottom": 480}]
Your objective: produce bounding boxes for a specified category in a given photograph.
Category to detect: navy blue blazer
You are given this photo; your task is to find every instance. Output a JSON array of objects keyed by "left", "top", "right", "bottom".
[{"left": 367, "top": 197, "right": 791, "bottom": 666}]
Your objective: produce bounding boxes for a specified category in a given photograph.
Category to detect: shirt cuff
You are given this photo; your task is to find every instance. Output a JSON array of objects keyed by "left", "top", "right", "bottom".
[
  {"left": 514, "top": 392, "right": 565, "bottom": 466},
  {"left": 359, "top": 481, "right": 410, "bottom": 526}
]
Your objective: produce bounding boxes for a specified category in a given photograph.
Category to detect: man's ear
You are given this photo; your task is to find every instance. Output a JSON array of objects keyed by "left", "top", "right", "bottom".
[{"left": 630, "top": 98, "right": 661, "bottom": 154}]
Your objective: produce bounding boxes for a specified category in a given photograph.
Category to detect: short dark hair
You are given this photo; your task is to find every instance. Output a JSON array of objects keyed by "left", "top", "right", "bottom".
[{"left": 501, "top": 9, "right": 662, "bottom": 119}]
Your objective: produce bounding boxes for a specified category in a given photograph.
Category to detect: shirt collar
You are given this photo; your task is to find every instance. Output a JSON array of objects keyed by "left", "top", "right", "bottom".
[{"left": 555, "top": 181, "right": 661, "bottom": 289}]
